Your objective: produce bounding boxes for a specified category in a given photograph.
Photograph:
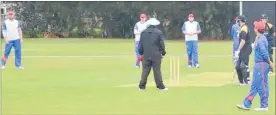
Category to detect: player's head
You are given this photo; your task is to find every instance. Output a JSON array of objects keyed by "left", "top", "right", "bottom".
[
  {"left": 188, "top": 14, "right": 194, "bottom": 22},
  {"left": 260, "top": 14, "right": 268, "bottom": 23},
  {"left": 8, "top": 11, "right": 15, "bottom": 20},
  {"left": 254, "top": 21, "right": 265, "bottom": 34},
  {"left": 140, "top": 13, "right": 147, "bottom": 22},
  {"left": 237, "top": 15, "right": 246, "bottom": 26}
]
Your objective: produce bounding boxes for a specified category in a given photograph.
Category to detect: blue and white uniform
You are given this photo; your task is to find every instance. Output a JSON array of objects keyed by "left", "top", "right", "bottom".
[
  {"left": 181, "top": 21, "right": 201, "bottom": 67},
  {"left": 230, "top": 23, "right": 240, "bottom": 60},
  {"left": 134, "top": 21, "right": 148, "bottom": 67},
  {"left": 1, "top": 19, "right": 23, "bottom": 68},
  {"left": 243, "top": 34, "right": 270, "bottom": 109}
]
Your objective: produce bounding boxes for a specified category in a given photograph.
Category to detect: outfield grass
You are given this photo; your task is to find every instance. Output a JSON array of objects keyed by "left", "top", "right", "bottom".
[{"left": 1, "top": 38, "right": 275, "bottom": 115}]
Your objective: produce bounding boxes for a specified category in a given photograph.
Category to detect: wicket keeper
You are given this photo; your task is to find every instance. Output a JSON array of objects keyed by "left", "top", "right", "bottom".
[
  {"left": 138, "top": 18, "right": 167, "bottom": 91},
  {"left": 236, "top": 21, "right": 274, "bottom": 111},
  {"left": 1, "top": 11, "right": 24, "bottom": 69},
  {"left": 260, "top": 14, "right": 274, "bottom": 64},
  {"left": 234, "top": 15, "right": 252, "bottom": 85},
  {"left": 134, "top": 13, "right": 148, "bottom": 68},
  {"left": 181, "top": 14, "right": 201, "bottom": 68}
]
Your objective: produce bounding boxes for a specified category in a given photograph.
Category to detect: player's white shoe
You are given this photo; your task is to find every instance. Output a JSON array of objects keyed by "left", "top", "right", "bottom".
[
  {"left": 1, "top": 66, "right": 6, "bottom": 69},
  {"left": 239, "top": 83, "right": 246, "bottom": 86},
  {"left": 17, "top": 66, "right": 24, "bottom": 70},
  {"left": 254, "top": 107, "right": 268, "bottom": 111},
  {"left": 188, "top": 65, "right": 192, "bottom": 68},
  {"left": 236, "top": 104, "right": 250, "bottom": 110},
  {"left": 159, "top": 87, "right": 168, "bottom": 91},
  {"left": 195, "top": 64, "right": 200, "bottom": 68}
]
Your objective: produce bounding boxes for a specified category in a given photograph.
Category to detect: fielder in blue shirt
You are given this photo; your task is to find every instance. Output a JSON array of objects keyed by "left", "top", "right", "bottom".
[
  {"left": 230, "top": 17, "right": 240, "bottom": 64},
  {"left": 236, "top": 21, "right": 274, "bottom": 111},
  {"left": 1, "top": 11, "right": 24, "bottom": 69},
  {"left": 181, "top": 14, "right": 201, "bottom": 68}
]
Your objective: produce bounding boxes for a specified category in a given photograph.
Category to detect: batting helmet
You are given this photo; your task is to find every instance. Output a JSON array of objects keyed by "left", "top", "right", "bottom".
[
  {"left": 237, "top": 15, "right": 246, "bottom": 23},
  {"left": 261, "top": 14, "right": 268, "bottom": 19}
]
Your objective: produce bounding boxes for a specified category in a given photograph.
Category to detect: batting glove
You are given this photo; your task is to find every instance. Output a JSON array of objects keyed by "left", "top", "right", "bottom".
[
  {"left": 234, "top": 51, "right": 240, "bottom": 59},
  {"left": 251, "top": 43, "right": 255, "bottom": 49},
  {"left": 233, "top": 56, "right": 238, "bottom": 66}
]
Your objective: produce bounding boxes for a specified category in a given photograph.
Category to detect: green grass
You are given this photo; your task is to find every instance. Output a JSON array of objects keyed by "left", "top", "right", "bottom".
[{"left": 1, "top": 38, "right": 275, "bottom": 115}]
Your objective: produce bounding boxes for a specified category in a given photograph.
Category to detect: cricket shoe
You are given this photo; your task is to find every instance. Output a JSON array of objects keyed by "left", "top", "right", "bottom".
[
  {"left": 188, "top": 65, "right": 192, "bottom": 68},
  {"left": 159, "top": 87, "right": 168, "bottom": 91},
  {"left": 254, "top": 107, "right": 268, "bottom": 111},
  {"left": 1, "top": 66, "right": 6, "bottom": 69},
  {"left": 17, "top": 66, "right": 24, "bottom": 70},
  {"left": 239, "top": 83, "right": 247, "bottom": 86},
  {"left": 236, "top": 104, "right": 250, "bottom": 110},
  {"left": 195, "top": 64, "right": 200, "bottom": 68},
  {"left": 246, "top": 80, "right": 251, "bottom": 86},
  {"left": 138, "top": 88, "right": 146, "bottom": 91},
  {"left": 135, "top": 63, "right": 140, "bottom": 68}
]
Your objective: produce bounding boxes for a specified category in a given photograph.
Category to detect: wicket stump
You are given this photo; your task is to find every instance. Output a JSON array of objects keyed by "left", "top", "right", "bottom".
[{"left": 169, "top": 56, "right": 180, "bottom": 85}]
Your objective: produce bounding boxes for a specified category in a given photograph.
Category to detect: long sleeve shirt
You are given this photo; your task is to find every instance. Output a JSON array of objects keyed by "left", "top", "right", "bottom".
[
  {"left": 2, "top": 19, "right": 22, "bottom": 41},
  {"left": 254, "top": 34, "right": 270, "bottom": 63},
  {"left": 230, "top": 23, "right": 240, "bottom": 47},
  {"left": 134, "top": 21, "right": 148, "bottom": 41},
  {"left": 181, "top": 21, "right": 201, "bottom": 41}
]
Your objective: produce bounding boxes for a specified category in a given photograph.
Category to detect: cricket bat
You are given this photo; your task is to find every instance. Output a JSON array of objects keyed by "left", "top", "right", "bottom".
[{"left": 232, "top": 69, "right": 236, "bottom": 82}]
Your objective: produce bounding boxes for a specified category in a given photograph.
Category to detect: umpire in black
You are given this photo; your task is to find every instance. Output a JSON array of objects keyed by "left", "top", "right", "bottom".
[{"left": 138, "top": 18, "right": 168, "bottom": 91}]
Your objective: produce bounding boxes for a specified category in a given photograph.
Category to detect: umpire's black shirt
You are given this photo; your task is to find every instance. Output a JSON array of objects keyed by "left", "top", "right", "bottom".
[{"left": 138, "top": 25, "right": 166, "bottom": 60}]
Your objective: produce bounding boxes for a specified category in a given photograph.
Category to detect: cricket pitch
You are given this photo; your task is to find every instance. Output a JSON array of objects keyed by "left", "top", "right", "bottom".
[{"left": 117, "top": 72, "right": 234, "bottom": 87}]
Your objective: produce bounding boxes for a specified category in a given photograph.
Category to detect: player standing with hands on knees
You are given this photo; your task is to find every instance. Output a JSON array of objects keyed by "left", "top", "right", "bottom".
[
  {"left": 181, "top": 14, "right": 201, "bottom": 68},
  {"left": 1, "top": 11, "right": 24, "bottom": 69},
  {"left": 133, "top": 13, "right": 148, "bottom": 68},
  {"left": 234, "top": 15, "right": 252, "bottom": 85},
  {"left": 236, "top": 21, "right": 274, "bottom": 111}
]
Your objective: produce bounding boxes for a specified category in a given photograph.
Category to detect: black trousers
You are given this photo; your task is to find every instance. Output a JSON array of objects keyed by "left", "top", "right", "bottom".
[
  {"left": 235, "top": 47, "right": 252, "bottom": 84},
  {"left": 268, "top": 41, "right": 274, "bottom": 62},
  {"left": 139, "top": 57, "right": 165, "bottom": 89}
]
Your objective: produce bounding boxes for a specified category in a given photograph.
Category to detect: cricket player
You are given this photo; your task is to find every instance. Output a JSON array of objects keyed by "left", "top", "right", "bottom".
[
  {"left": 230, "top": 17, "right": 240, "bottom": 64},
  {"left": 234, "top": 15, "right": 252, "bottom": 85},
  {"left": 1, "top": 11, "right": 24, "bottom": 69},
  {"left": 138, "top": 18, "right": 167, "bottom": 91},
  {"left": 236, "top": 21, "right": 274, "bottom": 111},
  {"left": 133, "top": 13, "right": 148, "bottom": 68},
  {"left": 181, "top": 14, "right": 201, "bottom": 68},
  {"left": 260, "top": 14, "right": 274, "bottom": 65}
]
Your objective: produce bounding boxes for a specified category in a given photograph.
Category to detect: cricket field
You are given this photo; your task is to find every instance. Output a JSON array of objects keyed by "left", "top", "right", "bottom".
[{"left": 1, "top": 38, "right": 275, "bottom": 115}]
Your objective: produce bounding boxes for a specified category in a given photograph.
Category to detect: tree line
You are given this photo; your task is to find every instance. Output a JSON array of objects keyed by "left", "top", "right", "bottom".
[{"left": 10, "top": 1, "right": 239, "bottom": 39}]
